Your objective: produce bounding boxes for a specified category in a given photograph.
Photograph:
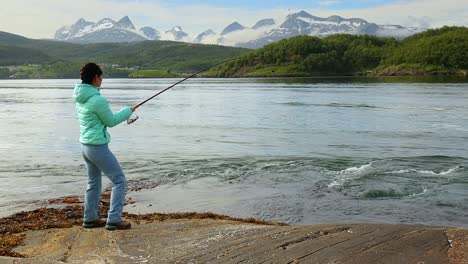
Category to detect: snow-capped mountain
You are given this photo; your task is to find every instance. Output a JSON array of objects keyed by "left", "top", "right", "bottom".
[
  {"left": 190, "top": 10, "right": 424, "bottom": 49},
  {"left": 54, "top": 18, "right": 94, "bottom": 41},
  {"left": 55, "top": 11, "right": 425, "bottom": 47},
  {"left": 163, "top": 26, "right": 189, "bottom": 41},
  {"left": 235, "top": 11, "right": 424, "bottom": 48},
  {"left": 54, "top": 16, "right": 159, "bottom": 43}
]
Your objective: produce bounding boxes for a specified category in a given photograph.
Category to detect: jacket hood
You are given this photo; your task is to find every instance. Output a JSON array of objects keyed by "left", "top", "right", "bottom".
[{"left": 73, "top": 83, "right": 100, "bottom": 104}]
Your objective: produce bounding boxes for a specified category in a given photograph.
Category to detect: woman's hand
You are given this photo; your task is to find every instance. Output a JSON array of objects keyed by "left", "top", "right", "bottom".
[{"left": 131, "top": 106, "right": 137, "bottom": 112}]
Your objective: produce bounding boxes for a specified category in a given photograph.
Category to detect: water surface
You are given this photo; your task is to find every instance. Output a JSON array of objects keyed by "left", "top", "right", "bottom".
[{"left": 0, "top": 77, "right": 467, "bottom": 226}]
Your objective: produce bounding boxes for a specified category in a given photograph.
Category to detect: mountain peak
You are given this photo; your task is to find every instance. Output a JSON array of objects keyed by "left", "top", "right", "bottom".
[
  {"left": 326, "top": 15, "right": 344, "bottom": 23},
  {"left": 76, "top": 18, "right": 87, "bottom": 24},
  {"left": 297, "top": 10, "right": 311, "bottom": 17},
  {"left": 221, "top": 22, "right": 246, "bottom": 35},
  {"left": 139, "top": 26, "right": 160, "bottom": 40},
  {"left": 194, "top": 29, "right": 216, "bottom": 43},
  {"left": 116, "top": 16, "right": 135, "bottom": 30},
  {"left": 252, "top": 19, "right": 275, "bottom": 29},
  {"left": 71, "top": 18, "right": 92, "bottom": 28},
  {"left": 55, "top": 18, "right": 95, "bottom": 40},
  {"left": 348, "top": 17, "right": 369, "bottom": 24},
  {"left": 54, "top": 13, "right": 424, "bottom": 47},
  {"left": 55, "top": 17, "right": 149, "bottom": 43},
  {"left": 287, "top": 10, "right": 322, "bottom": 21},
  {"left": 164, "top": 26, "right": 188, "bottom": 41}
]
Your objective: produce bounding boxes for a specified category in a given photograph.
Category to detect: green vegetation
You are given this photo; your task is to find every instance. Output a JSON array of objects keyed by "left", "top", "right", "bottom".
[
  {"left": 12, "top": 63, "right": 78, "bottom": 79},
  {"left": 0, "top": 27, "right": 466, "bottom": 79},
  {"left": 0, "top": 45, "right": 51, "bottom": 66},
  {"left": 0, "top": 32, "right": 248, "bottom": 79},
  {"left": 374, "top": 63, "right": 452, "bottom": 76},
  {"left": 206, "top": 26, "right": 467, "bottom": 77},
  {"left": 0, "top": 67, "right": 10, "bottom": 78},
  {"left": 379, "top": 27, "right": 467, "bottom": 74}
]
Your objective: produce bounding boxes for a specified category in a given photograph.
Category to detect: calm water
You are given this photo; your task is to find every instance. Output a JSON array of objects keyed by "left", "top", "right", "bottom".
[{"left": 0, "top": 77, "right": 467, "bottom": 226}]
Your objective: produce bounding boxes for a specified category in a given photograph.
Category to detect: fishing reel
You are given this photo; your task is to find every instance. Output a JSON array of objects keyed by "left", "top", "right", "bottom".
[{"left": 127, "top": 113, "right": 139, "bottom": 125}]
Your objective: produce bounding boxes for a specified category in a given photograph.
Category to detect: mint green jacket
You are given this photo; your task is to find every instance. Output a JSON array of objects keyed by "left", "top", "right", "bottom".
[{"left": 73, "top": 83, "right": 132, "bottom": 145}]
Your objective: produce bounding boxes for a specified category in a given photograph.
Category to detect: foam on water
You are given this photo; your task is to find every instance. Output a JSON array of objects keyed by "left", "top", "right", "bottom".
[
  {"left": 327, "top": 162, "right": 374, "bottom": 189},
  {"left": 387, "top": 166, "right": 461, "bottom": 175}
]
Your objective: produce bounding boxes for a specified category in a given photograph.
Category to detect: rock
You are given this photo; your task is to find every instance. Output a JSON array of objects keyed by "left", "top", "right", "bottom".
[
  {"left": 1, "top": 206, "right": 467, "bottom": 263},
  {"left": 2, "top": 221, "right": 468, "bottom": 263}
]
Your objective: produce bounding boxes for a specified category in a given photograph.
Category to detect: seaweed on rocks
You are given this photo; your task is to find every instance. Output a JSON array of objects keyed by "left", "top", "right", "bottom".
[
  {"left": 0, "top": 206, "right": 83, "bottom": 257},
  {"left": 123, "top": 211, "right": 288, "bottom": 226},
  {"left": 0, "top": 198, "right": 286, "bottom": 257}
]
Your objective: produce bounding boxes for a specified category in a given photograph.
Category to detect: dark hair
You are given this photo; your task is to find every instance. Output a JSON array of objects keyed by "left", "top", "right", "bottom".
[{"left": 80, "top": 63, "right": 103, "bottom": 84}]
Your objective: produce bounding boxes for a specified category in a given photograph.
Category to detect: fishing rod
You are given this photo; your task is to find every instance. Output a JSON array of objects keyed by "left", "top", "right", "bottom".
[{"left": 127, "top": 58, "right": 234, "bottom": 124}]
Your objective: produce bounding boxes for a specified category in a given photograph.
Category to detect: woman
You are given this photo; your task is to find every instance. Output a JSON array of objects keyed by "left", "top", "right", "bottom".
[{"left": 73, "top": 62, "right": 135, "bottom": 230}]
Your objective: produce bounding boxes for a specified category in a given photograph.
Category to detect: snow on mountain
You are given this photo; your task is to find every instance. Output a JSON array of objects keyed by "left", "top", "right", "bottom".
[
  {"left": 233, "top": 11, "right": 425, "bottom": 48},
  {"left": 54, "top": 18, "right": 94, "bottom": 40},
  {"left": 55, "top": 16, "right": 158, "bottom": 43},
  {"left": 55, "top": 11, "right": 425, "bottom": 47},
  {"left": 162, "top": 26, "right": 189, "bottom": 41}
]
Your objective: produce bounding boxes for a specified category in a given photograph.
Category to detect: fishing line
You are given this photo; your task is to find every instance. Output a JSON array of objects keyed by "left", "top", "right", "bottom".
[{"left": 127, "top": 58, "right": 235, "bottom": 124}]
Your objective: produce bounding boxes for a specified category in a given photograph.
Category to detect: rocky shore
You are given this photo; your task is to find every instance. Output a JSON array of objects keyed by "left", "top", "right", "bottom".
[{"left": 1, "top": 204, "right": 467, "bottom": 264}]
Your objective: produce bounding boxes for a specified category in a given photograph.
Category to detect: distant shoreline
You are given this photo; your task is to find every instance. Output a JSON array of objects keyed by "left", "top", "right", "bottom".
[{"left": 1, "top": 73, "right": 467, "bottom": 80}]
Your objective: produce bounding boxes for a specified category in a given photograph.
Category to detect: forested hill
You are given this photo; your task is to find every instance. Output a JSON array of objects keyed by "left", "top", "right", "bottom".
[
  {"left": 0, "top": 27, "right": 466, "bottom": 78},
  {"left": 0, "top": 31, "right": 249, "bottom": 78},
  {"left": 205, "top": 26, "right": 467, "bottom": 77}
]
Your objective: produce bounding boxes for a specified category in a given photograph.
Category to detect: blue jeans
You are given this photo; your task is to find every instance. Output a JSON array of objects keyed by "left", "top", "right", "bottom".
[{"left": 81, "top": 144, "right": 126, "bottom": 223}]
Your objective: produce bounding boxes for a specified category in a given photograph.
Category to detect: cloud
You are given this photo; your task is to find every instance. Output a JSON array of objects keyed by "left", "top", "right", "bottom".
[
  {"left": 375, "top": 27, "right": 424, "bottom": 38},
  {"left": 312, "top": 0, "right": 468, "bottom": 28},
  {"left": 196, "top": 34, "right": 219, "bottom": 45},
  {"left": 404, "top": 16, "right": 432, "bottom": 29},
  {"left": 0, "top": 0, "right": 466, "bottom": 39},
  {"left": 0, "top": 0, "right": 289, "bottom": 39},
  {"left": 214, "top": 25, "right": 278, "bottom": 47}
]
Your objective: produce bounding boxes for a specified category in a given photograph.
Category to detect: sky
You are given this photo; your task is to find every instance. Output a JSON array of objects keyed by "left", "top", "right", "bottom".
[{"left": 0, "top": 0, "right": 466, "bottom": 39}]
